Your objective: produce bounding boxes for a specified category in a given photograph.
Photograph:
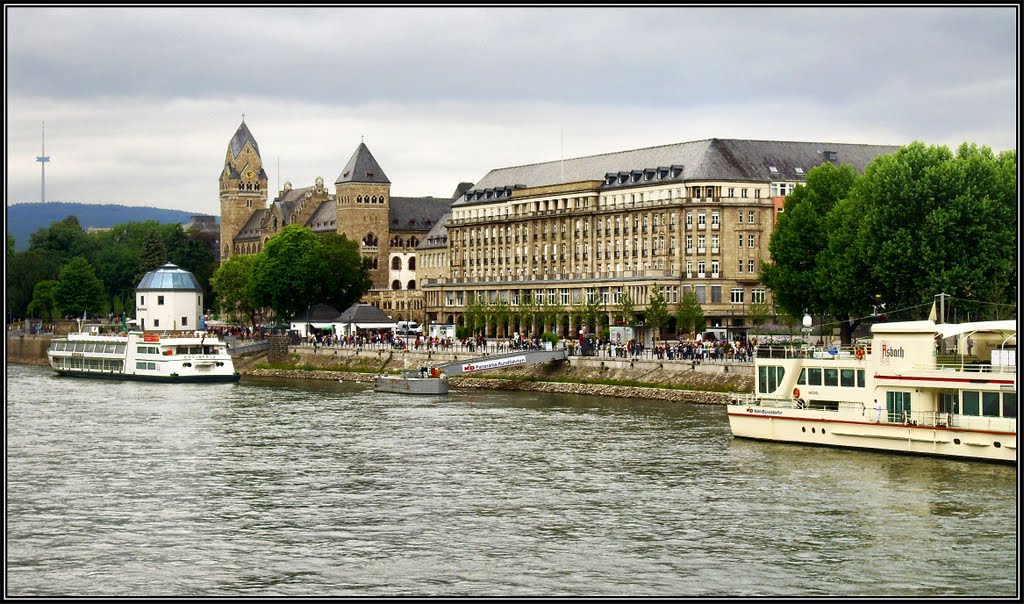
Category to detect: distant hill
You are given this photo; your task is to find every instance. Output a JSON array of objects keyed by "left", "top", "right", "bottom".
[{"left": 6, "top": 202, "right": 215, "bottom": 251}]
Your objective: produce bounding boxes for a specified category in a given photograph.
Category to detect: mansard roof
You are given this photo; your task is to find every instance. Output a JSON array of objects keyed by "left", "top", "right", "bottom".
[
  {"left": 306, "top": 198, "right": 338, "bottom": 233},
  {"left": 417, "top": 212, "right": 450, "bottom": 250},
  {"left": 454, "top": 138, "right": 901, "bottom": 207},
  {"left": 229, "top": 120, "right": 261, "bottom": 159},
  {"left": 335, "top": 142, "right": 391, "bottom": 185},
  {"left": 389, "top": 196, "right": 453, "bottom": 233},
  {"left": 234, "top": 209, "right": 268, "bottom": 242}
]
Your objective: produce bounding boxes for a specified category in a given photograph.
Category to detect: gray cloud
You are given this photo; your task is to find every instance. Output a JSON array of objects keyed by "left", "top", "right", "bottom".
[{"left": 5, "top": 6, "right": 1017, "bottom": 212}]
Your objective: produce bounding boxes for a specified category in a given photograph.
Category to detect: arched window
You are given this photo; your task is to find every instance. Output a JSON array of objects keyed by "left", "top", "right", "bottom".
[
  {"left": 408, "top": 237, "right": 419, "bottom": 248},
  {"left": 407, "top": 280, "right": 416, "bottom": 290},
  {"left": 408, "top": 257, "right": 416, "bottom": 270},
  {"left": 391, "top": 236, "right": 402, "bottom": 247},
  {"left": 391, "top": 280, "right": 401, "bottom": 290},
  {"left": 391, "top": 257, "right": 401, "bottom": 270},
  {"left": 372, "top": 258, "right": 379, "bottom": 269}
]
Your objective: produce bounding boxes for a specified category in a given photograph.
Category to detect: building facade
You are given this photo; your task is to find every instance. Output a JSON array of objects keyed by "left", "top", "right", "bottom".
[
  {"left": 422, "top": 139, "right": 900, "bottom": 341},
  {"left": 135, "top": 263, "right": 205, "bottom": 332},
  {"left": 218, "top": 120, "right": 457, "bottom": 324}
]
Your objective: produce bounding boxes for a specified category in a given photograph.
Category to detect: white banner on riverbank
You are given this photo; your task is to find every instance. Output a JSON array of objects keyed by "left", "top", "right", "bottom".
[{"left": 461, "top": 355, "right": 527, "bottom": 373}]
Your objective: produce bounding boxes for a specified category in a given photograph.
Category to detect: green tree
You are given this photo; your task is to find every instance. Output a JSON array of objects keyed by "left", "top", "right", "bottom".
[
  {"left": 210, "top": 254, "right": 260, "bottom": 329},
  {"left": 26, "top": 280, "right": 60, "bottom": 321},
  {"left": 614, "top": 291, "right": 635, "bottom": 326},
  {"left": 491, "top": 298, "right": 511, "bottom": 338},
  {"left": 581, "top": 288, "right": 602, "bottom": 335},
  {"left": 464, "top": 294, "right": 486, "bottom": 335},
  {"left": 6, "top": 248, "right": 62, "bottom": 319},
  {"left": 137, "top": 230, "right": 169, "bottom": 283},
  {"left": 760, "top": 162, "right": 859, "bottom": 323},
  {"left": 517, "top": 294, "right": 537, "bottom": 336},
  {"left": 645, "top": 290, "right": 669, "bottom": 344},
  {"left": 28, "top": 215, "right": 93, "bottom": 264},
  {"left": 747, "top": 300, "right": 772, "bottom": 337},
  {"left": 249, "top": 225, "right": 326, "bottom": 321},
  {"left": 676, "top": 290, "right": 705, "bottom": 339},
  {"left": 319, "top": 233, "right": 372, "bottom": 312},
  {"left": 855, "top": 142, "right": 1017, "bottom": 323},
  {"left": 53, "top": 257, "right": 106, "bottom": 318}
]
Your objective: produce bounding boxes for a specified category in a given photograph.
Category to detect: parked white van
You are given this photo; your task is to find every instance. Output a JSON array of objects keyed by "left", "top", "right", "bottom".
[{"left": 395, "top": 321, "right": 421, "bottom": 336}]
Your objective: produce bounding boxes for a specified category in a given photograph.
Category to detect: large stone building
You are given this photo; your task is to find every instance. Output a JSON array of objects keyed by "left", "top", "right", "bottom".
[
  {"left": 218, "top": 120, "right": 459, "bottom": 322},
  {"left": 422, "top": 138, "right": 900, "bottom": 341}
]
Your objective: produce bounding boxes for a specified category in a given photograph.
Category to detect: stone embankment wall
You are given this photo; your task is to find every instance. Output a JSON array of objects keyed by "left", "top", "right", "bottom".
[{"left": 7, "top": 336, "right": 754, "bottom": 404}]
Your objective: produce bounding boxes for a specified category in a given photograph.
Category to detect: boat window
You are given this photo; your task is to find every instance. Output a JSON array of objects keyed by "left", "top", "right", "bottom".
[
  {"left": 962, "top": 391, "right": 980, "bottom": 416},
  {"left": 840, "top": 368, "right": 855, "bottom": 387},
  {"left": 1003, "top": 392, "right": 1017, "bottom": 418},
  {"left": 797, "top": 369, "right": 806, "bottom": 385},
  {"left": 115, "top": 344, "right": 126, "bottom": 354},
  {"left": 84, "top": 343, "right": 96, "bottom": 353},
  {"left": 824, "top": 368, "right": 838, "bottom": 387},
  {"left": 886, "top": 391, "right": 911, "bottom": 422},
  {"left": 75, "top": 343, "right": 87, "bottom": 353},
  {"left": 981, "top": 392, "right": 1000, "bottom": 417},
  {"left": 856, "top": 369, "right": 865, "bottom": 388},
  {"left": 757, "top": 365, "right": 785, "bottom": 394},
  {"left": 807, "top": 368, "right": 822, "bottom": 386},
  {"left": 940, "top": 392, "right": 959, "bottom": 414}
]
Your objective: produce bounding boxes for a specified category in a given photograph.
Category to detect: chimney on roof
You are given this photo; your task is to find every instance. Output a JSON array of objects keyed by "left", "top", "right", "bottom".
[{"left": 824, "top": 150, "right": 838, "bottom": 162}]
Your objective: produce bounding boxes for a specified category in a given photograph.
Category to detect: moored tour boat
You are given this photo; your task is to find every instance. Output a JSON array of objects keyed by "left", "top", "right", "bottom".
[
  {"left": 728, "top": 319, "right": 1016, "bottom": 463},
  {"left": 373, "top": 367, "right": 449, "bottom": 395},
  {"left": 47, "top": 325, "right": 240, "bottom": 383}
]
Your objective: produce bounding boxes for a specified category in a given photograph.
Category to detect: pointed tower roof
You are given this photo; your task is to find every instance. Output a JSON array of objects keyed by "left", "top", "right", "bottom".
[
  {"left": 335, "top": 142, "right": 390, "bottom": 185},
  {"left": 229, "top": 120, "right": 260, "bottom": 159}
]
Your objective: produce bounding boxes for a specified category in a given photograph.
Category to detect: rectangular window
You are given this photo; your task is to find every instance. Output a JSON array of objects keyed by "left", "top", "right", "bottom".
[
  {"left": 887, "top": 391, "right": 912, "bottom": 422},
  {"left": 808, "top": 368, "right": 822, "bottom": 386},
  {"left": 158, "top": 295, "right": 165, "bottom": 305},
  {"left": 857, "top": 369, "right": 865, "bottom": 387},
  {"left": 749, "top": 260, "right": 756, "bottom": 273},
  {"left": 182, "top": 317, "right": 188, "bottom": 327},
  {"left": 748, "top": 235, "right": 756, "bottom": 247},
  {"left": 755, "top": 189, "right": 761, "bottom": 198},
  {"left": 840, "top": 368, "right": 855, "bottom": 387},
  {"left": 741, "top": 189, "right": 748, "bottom": 198},
  {"left": 711, "top": 285, "right": 722, "bottom": 303},
  {"left": 962, "top": 391, "right": 980, "bottom": 415},
  {"left": 154, "top": 319, "right": 160, "bottom": 327},
  {"left": 824, "top": 368, "right": 839, "bottom": 386},
  {"left": 751, "top": 288, "right": 766, "bottom": 303},
  {"left": 730, "top": 288, "right": 744, "bottom": 304},
  {"left": 749, "top": 211, "right": 755, "bottom": 223},
  {"left": 140, "top": 296, "right": 145, "bottom": 306},
  {"left": 981, "top": 392, "right": 1000, "bottom": 417},
  {"left": 1003, "top": 392, "right": 1017, "bottom": 418},
  {"left": 695, "top": 285, "right": 706, "bottom": 303}
]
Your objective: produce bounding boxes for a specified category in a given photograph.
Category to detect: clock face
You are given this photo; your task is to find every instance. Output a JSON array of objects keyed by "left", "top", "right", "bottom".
[{"left": 245, "top": 170, "right": 255, "bottom": 179}]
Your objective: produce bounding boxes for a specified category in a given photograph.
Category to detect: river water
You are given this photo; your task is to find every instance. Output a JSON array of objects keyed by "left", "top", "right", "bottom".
[{"left": 5, "top": 363, "right": 1018, "bottom": 597}]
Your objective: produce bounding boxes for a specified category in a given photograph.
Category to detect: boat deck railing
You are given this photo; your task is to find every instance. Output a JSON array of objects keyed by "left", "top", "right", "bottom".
[
  {"left": 730, "top": 394, "right": 1014, "bottom": 431},
  {"left": 755, "top": 344, "right": 869, "bottom": 360}
]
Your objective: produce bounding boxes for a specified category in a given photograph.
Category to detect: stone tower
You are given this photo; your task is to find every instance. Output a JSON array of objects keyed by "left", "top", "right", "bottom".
[
  {"left": 334, "top": 142, "right": 391, "bottom": 288},
  {"left": 219, "top": 120, "right": 268, "bottom": 260}
]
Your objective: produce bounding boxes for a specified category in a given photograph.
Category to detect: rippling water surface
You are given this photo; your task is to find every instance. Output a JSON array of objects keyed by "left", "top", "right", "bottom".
[{"left": 6, "top": 364, "right": 1018, "bottom": 597}]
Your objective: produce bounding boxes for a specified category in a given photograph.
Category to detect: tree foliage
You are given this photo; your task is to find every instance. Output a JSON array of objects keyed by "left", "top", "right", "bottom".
[
  {"left": 210, "top": 254, "right": 259, "bottom": 329},
  {"left": 676, "top": 290, "right": 705, "bottom": 338},
  {"left": 645, "top": 290, "right": 669, "bottom": 342},
  {"left": 53, "top": 257, "right": 106, "bottom": 318},
  {"left": 764, "top": 141, "right": 1017, "bottom": 342}
]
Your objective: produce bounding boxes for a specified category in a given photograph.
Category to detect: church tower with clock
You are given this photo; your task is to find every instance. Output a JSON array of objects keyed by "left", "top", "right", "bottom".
[{"left": 219, "top": 118, "right": 268, "bottom": 260}]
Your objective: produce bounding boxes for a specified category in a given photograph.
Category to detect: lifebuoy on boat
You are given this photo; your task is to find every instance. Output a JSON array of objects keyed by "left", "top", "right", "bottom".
[
  {"left": 855, "top": 347, "right": 865, "bottom": 361},
  {"left": 792, "top": 387, "right": 800, "bottom": 399}
]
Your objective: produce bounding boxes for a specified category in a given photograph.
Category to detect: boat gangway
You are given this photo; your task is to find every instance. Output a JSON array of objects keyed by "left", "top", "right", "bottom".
[{"left": 430, "top": 348, "right": 568, "bottom": 377}]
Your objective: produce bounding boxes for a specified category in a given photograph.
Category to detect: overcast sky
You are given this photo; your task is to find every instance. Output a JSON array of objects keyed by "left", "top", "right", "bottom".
[{"left": 5, "top": 5, "right": 1018, "bottom": 216}]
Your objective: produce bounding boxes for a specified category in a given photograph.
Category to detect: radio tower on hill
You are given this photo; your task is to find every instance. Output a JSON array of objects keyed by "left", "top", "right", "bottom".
[{"left": 36, "top": 121, "right": 50, "bottom": 203}]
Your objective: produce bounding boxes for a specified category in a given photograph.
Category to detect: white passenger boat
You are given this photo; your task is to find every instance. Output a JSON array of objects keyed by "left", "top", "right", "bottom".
[
  {"left": 47, "top": 325, "right": 240, "bottom": 383},
  {"left": 728, "top": 320, "right": 1016, "bottom": 463}
]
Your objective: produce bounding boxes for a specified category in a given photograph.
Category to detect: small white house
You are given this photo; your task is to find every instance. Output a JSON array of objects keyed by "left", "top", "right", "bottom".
[{"left": 135, "top": 263, "right": 204, "bottom": 332}]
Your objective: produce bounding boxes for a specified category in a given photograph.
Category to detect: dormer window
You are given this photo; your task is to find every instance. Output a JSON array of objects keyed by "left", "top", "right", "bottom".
[
  {"left": 769, "top": 166, "right": 779, "bottom": 175},
  {"left": 795, "top": 167, "right": 804, "bottom": 175}
]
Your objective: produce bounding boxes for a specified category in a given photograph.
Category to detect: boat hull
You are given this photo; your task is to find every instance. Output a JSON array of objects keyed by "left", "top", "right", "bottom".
[
  {"left": 374, "top": 375, "right": 449, "bottom": 395},
  {"left": 50, "top": 369, "right": 240, "bottom": 383},
  {"left": 727, "top": 405, "right": 1016, "bottom": 464}
]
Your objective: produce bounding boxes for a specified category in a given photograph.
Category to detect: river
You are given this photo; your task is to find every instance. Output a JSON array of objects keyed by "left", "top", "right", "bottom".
[{"left": 5, "top": 363, "right": 1018, "bottom": 597}]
